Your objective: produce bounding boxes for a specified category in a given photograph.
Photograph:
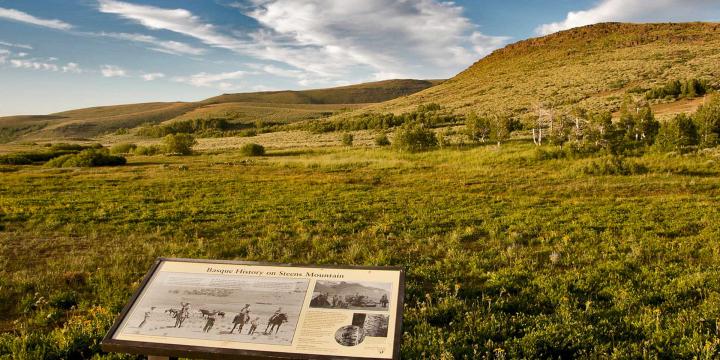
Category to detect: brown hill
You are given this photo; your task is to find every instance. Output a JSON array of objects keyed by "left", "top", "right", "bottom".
[
  {"left": 355, "top": 22, "right": 720, "bottom": 119},
  {"left": 203, "top": 79, "right": 442, "bottom": 105},
  {"left": 0, "top": 79, "right": 440, "bottom": 142}
]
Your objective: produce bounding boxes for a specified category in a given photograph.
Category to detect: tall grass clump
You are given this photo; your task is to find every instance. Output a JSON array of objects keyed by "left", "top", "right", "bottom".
[
  {"left": 45, "top": 149, "right": 126, "bottom": 168},
  {"left": 341, "top": 133, "right": 354, "bottom": 146},
  {"left": 109, "top": 143, "right": 137, "bottom": 154},
  {"left": 133, "top": 145, "right": 163, "bottom": 156},
  {"left": 240, "top": 143, "right": 265, "bottom": 156},
  {"left": 374, "top": 133, "right": 391, "bottom": 146}
]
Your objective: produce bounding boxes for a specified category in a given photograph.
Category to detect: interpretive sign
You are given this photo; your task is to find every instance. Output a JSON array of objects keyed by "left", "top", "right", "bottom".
[{"left": 101, "top": 258, "right": 404, "bottom": 360}]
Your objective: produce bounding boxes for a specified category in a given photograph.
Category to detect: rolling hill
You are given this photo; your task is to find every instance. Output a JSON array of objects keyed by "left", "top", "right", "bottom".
[
  {"left": 203, "top": 79, "right": 443, "bottom": 105},
  {"left": 0, "top": 79, "right": 440, "bottom": 142},
  {"left": 5, "top": 23, "right": 719, "bottom": 142},
  {"left": 354, "top": 22, "right": 720, "bottom": 119}
]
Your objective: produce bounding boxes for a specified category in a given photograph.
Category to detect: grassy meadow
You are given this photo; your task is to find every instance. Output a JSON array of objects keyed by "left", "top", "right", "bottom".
[
  {"left": 3, "top": 21, "right": 720, "bottom": 360},
  {"left": 2, "top": 138, "right": 720, "bottom": 358}
]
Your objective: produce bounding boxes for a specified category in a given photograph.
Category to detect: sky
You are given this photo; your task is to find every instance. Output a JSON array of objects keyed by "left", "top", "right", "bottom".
[{"left": 1, "top": 0, "right": 719, "bottom": 116}]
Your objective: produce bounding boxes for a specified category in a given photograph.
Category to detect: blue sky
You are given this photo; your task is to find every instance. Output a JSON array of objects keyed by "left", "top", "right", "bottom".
[{"left": 1, "top": 0, "right": 719, "bottom": 116}]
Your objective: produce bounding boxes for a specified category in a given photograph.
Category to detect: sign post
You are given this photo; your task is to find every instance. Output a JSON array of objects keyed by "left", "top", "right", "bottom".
[{"left": 102, "top": 258, "right": 404, "bottom": 360}]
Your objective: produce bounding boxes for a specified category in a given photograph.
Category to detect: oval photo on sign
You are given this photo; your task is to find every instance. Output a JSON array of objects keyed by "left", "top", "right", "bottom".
[{"left": 335, "top": 325, "right": 366, "bottom": 347}]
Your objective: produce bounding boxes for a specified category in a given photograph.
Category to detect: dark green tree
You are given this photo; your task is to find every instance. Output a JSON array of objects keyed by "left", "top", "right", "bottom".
[
  {"left": 655, "top": 113, "right": 699, "bottom": 152},
  {"left": 394, "top": 122, "right": 438, "bottom": 152},
  {"left": 693, "top": 94, "right": 720, "bottom": 148},
  {"left": 162, "top": 133, "right": 197, "bottom": 155},
  {"left": 490, "top": 115, "right": 512, "bottom": 147},
  {"left": 464, "top": 112, "right": 491, "bottom": 143}
]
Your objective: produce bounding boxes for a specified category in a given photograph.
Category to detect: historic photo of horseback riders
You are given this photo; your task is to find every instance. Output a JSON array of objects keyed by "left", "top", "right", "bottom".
[
  {"left": 118, "top": 272, "right": 309, "bottom": 345},
  {"left": 310, "top": 281, "right": 391, "bottom": 311}
]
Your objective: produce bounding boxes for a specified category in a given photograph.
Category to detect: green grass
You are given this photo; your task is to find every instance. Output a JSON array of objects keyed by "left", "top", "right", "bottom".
[{"left": 1, "top": 141, "right": 720, "bottom": 358}]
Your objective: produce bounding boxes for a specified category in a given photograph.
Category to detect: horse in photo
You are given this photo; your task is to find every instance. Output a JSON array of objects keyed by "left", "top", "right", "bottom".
[{"left": 264, "top": 313, "right": 288, "bottom": 335}]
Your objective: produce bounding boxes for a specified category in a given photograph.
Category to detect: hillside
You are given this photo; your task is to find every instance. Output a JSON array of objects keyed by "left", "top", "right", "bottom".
[
  {"left": 165, "top": 102, "right": 366, "bottom": 125},
  {"left": 356, "top": 22, "right": 720, "bottom": 118},
  {"left": 203, "top": 79, "right": 442, "bottom": 105},
  {"left": 0, "top": 79, "right": 440, "bottom": 142}
]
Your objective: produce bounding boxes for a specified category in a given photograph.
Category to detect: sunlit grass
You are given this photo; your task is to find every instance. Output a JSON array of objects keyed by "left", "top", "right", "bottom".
[{"left": 1, "top": 140, "right": 720, "bottom": 358}]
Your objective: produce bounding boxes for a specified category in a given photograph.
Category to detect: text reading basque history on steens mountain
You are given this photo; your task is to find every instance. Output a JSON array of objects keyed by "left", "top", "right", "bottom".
[{"left": 206, "top": 267, "right": 346, "bottom": 279}]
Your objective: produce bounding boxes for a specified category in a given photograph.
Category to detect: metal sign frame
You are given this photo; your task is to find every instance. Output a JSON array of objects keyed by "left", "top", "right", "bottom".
[{"left": 101, "top": 258, "right": 405, "bottom": 360}]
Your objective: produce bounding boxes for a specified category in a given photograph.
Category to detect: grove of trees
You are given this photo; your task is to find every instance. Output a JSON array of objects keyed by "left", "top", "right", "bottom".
[{"left": 464, "top": 95, "right": 720, "bottom": 156}]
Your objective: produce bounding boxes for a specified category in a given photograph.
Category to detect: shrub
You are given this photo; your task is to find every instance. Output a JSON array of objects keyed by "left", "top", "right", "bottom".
[
  {"left": 0, "top": 150, "right": 78, "bottom": 165},
  {"left": 465, "top": 112, "right": 491, "bottom": 143},
  {"left": 137, "top": 118, "right": 236, "bottom": 138},
  {"left": 109, "top": 143, "right": 137, "bottom": 154},
  {"left": 240, "top": 143, "right": 265, "bottom": 156},
  {"left": 693, "top": 94, "right": 720, "bottom": 148},
  {"left": 0, "top": 154, "right": 32, "bottom": 165},
  {"left": 417, "top": 103, "right": 441, "bottom": 112},
  {"left": 300, "top": 106, "right": 462, "bottom": 134},
  {"left": 654, "top": 113, "right": 699, "bottom": 153},
  {"left": 162, "top": 133, "right": 197, "bottom": 155},
  {"left": 341, "top": 133, "right": 354, "bottom": 146},
  {"left": 617, "top": 98, "right": 660, "bottom": 146},
  {"left": 581, "top": 156, "right": 647, "bottom": 175},
  {"left": 646, "top": 78, "right": 708, "bottom": 100},
  {"left": 490, "top": 115, "right": 512, "bottom": 146},
  {"left": 394, "top": 122, "right": 438, "bottom": 152},
  {"left": 374, "top": 133, "right": 391, "bottom": 146},
  {"left": 45, "top": 149, "right": 126, "bottom": 168},
  {"left": 239, "top": 129, "right": 257, "bottom": 137},
  {"left": 534, "top": 148, "right": 566, "bottom": 161},
  {"left": 133, "top": 145, "right": 163, "bottom": 156}
]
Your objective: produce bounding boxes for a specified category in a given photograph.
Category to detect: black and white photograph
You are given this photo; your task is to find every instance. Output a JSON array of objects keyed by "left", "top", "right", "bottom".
[
  {"left": 118, "top": 272, "right": 309, "bottom": 345},
  {"left": 334, "top": 325, "right": 366, "bottom": 347},
  {"left": 310, "top": 281, "right": 392, "bottom": 311},
  {"left": 358, "top": 313, "right": 390, "bottom": 337}
]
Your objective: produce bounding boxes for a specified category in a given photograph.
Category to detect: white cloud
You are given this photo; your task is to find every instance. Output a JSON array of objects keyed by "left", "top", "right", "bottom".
[
  {"left": 62, "top": 62, "right": 82, "bottom": 73},
  {"left": 0, "top": 7, "right": 73, "bottom": 30},
  {"left": 0, "top": 40, "right": 32, "bottom": 49},
  {"left": 97, "top": 32, "right": 205, "bottom": 56},
  {"left": 97, "top": 0, "right": 241, "bottom": 50},
  {"left": 142, "top": 72, "right": 165, "bottom": 81},
  {"left": 536, "top": 0, "right": 720, "bottom": 35},
  {"left": 97, "top": 0, "right": 509, "bottom": 81},
  {"left": 100, "top": 64, "right": 127, "bottom": 77},
  {"left": 254, "top": 63, "right": 304, "bottom": 79},
  {"left": 243, "top": 0, "right": 510, "bottom": 79},
  {"left": 11, "top": 59, "right": 59, "bottom": 71},
  {"left": 0, "top": 48, "right": 84, "bottom": 73},
  {"left": 173, "top": 70, "right": 247, "bottom": 89}
]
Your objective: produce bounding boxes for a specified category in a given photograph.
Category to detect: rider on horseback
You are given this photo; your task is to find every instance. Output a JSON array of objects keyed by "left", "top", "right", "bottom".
[{"left": 231, "top": 304, "right": 251, "bottom": 334}]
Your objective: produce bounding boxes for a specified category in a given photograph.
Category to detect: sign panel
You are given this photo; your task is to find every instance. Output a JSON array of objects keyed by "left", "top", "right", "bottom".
[{"left": 102, "top": 258, "right": 404, "bottom": 360}]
